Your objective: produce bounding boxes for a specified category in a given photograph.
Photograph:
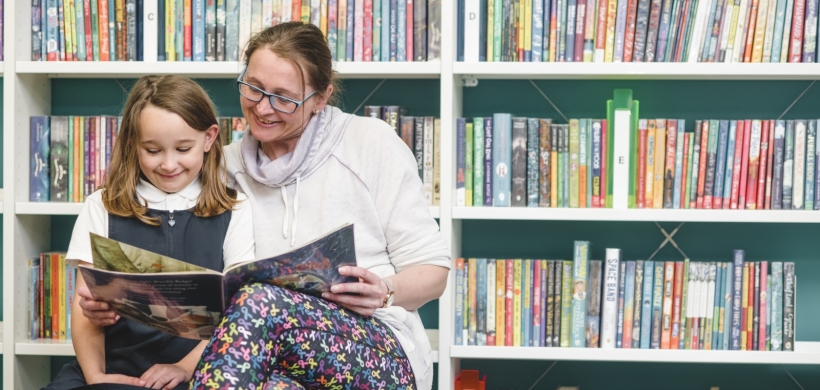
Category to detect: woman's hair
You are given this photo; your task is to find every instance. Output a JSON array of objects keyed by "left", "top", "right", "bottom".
[
  {"left": 243, "top": 21, "right": 341, "bottom": 106},
  {"left": 102, "top": 75, "right": 237, "bottom": 226}
]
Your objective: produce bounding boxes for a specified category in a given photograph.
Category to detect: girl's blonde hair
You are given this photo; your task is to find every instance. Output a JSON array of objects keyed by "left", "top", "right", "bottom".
[{"left": 102, "top": 75, "right": 237, "bottom": 225}]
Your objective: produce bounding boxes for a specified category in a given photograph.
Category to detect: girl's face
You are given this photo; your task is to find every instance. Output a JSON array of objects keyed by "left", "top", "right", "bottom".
[
  {"left": 138, "top": 105, "right": 218, "bottom": 193},
  {"left": 239, "top": 49, "right": 330, "bottom": 146}
]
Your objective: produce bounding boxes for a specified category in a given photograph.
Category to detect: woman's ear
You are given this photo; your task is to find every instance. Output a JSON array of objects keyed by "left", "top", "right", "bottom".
[
  {"left": 203, "top": 124, "right": 220, "bottom": 152},
  {"left": 314, "top": 84, "right": 334, "bottom": 112}
]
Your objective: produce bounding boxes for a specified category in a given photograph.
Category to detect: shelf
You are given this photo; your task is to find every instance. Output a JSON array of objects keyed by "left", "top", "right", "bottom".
[
  {"left": 453, "top": 62, "right": 820, "bottom": 80},
  {"left": 15, "top": 61, "right": 441, "bottom": 79},
  {"left": 451, "top": 342, "right": 820, "bottom": 364},
  {"left": 16, "top": 339, "right": 75, "bottom": 356},
  {"left": 13, "top": 330, "right": 439, "bottom": 361},
  {"left": 452, "top": 207, "right": 820, "bottom": 223},
  {"left": 16, "top": 202, "right": 84, "bottom": 215}
]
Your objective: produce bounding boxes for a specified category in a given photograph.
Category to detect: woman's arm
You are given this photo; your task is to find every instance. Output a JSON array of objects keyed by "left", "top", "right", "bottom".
[
  {"left": 139, "top": 340, "right": 207, "bottom": 389},
  {"left": 72, "top": 271, "right": 142, "bottom": 386}
]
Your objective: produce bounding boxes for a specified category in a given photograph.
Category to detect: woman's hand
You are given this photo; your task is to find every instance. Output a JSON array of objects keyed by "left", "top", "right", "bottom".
[
  {"left": 322, "top": 266, "right": 388, "bottom": 316},
  {"left": 78, "top": 285, "right": 119, "bottom": 326},
  {"left": 139, "top": 363, "right": 193, "bottom": 389}
]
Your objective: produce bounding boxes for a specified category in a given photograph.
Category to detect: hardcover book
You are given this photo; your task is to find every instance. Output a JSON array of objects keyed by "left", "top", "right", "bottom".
[{"left": 79, "top": 224, "right": 358, "bottom": 340}]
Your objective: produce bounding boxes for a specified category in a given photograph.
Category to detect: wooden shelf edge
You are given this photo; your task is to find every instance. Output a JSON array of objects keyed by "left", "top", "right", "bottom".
[
  {"left": 16, "top": 202, "right": 84, "bottom": 215},
  {"left": 450, "top": 342, "right": 820, "bottom": 364},
  {"left": 453, "top": 62, "right": 820, "bottom": 80},
  {"left": 15, "top": 340, "right": 75, "bottom": 356},
  {"left": 15, "top": 61, "right": 441, "bottom": 79},
  {"left": 452, "top": 207, "right": 820, "bottom": 223}
]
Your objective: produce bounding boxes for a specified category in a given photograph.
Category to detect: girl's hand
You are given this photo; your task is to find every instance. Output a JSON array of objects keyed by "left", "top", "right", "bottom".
[
  {"left": 86, "top": 372, "right": 143, "bottom": 386},
  {"left": 78, "top": 285, "right": 119, "bottom": 326},
  {"left": 322, "top": 266, "right": 389, "bottom": 317},
  {"left": 139, "top": 362, "right": 193, "bottom": 389}
]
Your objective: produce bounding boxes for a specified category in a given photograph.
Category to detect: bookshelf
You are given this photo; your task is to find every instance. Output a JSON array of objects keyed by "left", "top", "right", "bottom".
[{"left": 4, "top": 0, "right": 820, "bottom": 389}]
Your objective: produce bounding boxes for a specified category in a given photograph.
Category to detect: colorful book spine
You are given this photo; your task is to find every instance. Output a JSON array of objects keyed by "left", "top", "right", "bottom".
[
  {"left": 731, "top": 250, "right": 744, "bottom": 350},
  {"left": 713, "top": 120, "right": 729, "bottom": 208},
  {"left": 586, "top": 260, "right": 602, "bottom": 347},
  {"left": 770, "top": 262, "right": 783, "bottom": 350},
  {"left": 616, "top": 261, "right": 627, "bottom": 347},
  {"left": 805, "top": 120, "right": 816, "bottom": 209},
  {"left": 527, "top": 118, "right": 541, "bottom": 206},
  {"left": 539, "top": 119, "right": 553, "bottom": 207},
  {"left": 601, "top": 248, "right": 621, "bottom": 348},
  {"left": 484, "top": 118, "right": 494, "bottom": 206},
  {"left": 671, "top": 261, "right": 684, "bottom": 349},
  {"left": 570, "top": 241, "right": 590, "bottom": 347},
  {"left": 493, "top": 114, "right": 512, "bottom": 207},
  {"left": 560, "top": 260, "right": 573, "bottom": 347},
  {"left": 31, "top": 117, "right": 51, "bottom": 202},
  {"left": 651, "top": 261, "right": 664, "bottom": 348},
  {"left": 641, "top": 260, "right": 654, "bottom": 349},
  {"left": 477, "top": 258, "right": 487, "bottom": 345},
  {"left": 466, "top": 122, "right": 474, "bottom": 207},
  {"left": 632, "top": 260, "right": 644, "bottom": 348},
  {"left": 454, "top": 258, "right": 465, "bottom": 345},
  {"left": 474, "top": 118, "right": 485, "bottom": 207},
  {"left": 661, "top": 261, "right": 674, "bottom": 349},
  {"left": 782, "top": 262, "right": 795, "bottom": 351},
  {"left": 622, "top": 261, "right": 636, "bottom": 348}
]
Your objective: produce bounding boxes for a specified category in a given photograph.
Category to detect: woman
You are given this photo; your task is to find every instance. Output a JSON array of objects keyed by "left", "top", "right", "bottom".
[{"left": 81, "top": 21, "right": 449, "bottom": 390}]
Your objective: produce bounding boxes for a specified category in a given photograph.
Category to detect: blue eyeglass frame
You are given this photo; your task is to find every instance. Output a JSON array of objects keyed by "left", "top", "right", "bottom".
[{"left": 236, "top": 67, "right": 317, "bottom": 114}]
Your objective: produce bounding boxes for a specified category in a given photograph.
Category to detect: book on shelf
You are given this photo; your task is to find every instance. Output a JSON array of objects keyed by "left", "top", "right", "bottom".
[
  {"left": 457, "top": 112, "right": 820, "bottom": 211},
  {"left": 29, "top": 252, "right": 77, "bottom": 340},
  {"left": 458, "top": 0, "right": 820, "bottom": 63},
  {"left": 78, "top": 223, "right": 358, "bottom": 340},
  {"left": 34, "top": 0, "right": 441, "bottom": 62},
  {"left": 453, "top": 245, "right": 798, "bottom": 352}
]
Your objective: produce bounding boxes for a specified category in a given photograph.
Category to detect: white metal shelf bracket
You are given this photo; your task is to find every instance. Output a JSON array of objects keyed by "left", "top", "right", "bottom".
[
  {"left": 778, "top": 80, "right": 816, "bottom": 120},
  {"left": 352, "top": 78, "right": 388, "bottom": 115},
  {"left": 647, "top": 221, "right": 688, "bottom": 261},
  {"left": 781, "top": 365, "right": 806, "bottom": 390},
  {"left": 528, "top": 80, "right": 569, "bottom": 123},
  {"left": 463, "top": 75, "right": 478, "bottom": 87}
]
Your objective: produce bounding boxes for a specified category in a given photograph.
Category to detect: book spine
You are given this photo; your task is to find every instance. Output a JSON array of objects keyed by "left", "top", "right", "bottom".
[
  {"left": 484, "top": 118, "right": 494, "bottom": 206},
  {"left": 782, "top": 262, "right": 795, "bottom": 351},
  {"left": 746, "top": 120, "right": 763, "bottom": 208},
  {"left": 712, "top": 120, "right": 729, "bottom": 208},
  {"left": 560, "top": 261, "right": 573, "bottom": 347},
  {"left": 632, "top": 260, "right": 644, "bottom": 347},
  {"left": 622, "top": 261, "right": 636, "bottom": 348},
  {"left": 679, "top": 258, "right": 690, "bottom": 349},
  {"left": 49, "top": 117, "right": 68, "bottom": 202},
  {"left": 651, "top": 261, "right": 664, "bottom": 348},
  {"left": 532, "top": 260, "right": 541, "bottom": 346},
  {"left": 752, "top": 262, "right": 760, "bottom": 350},
  {"left": 671, "top": 261, "right": 684, "bottom": 348},
  {"left": 757, "top": 120, "right": 772, "bottom": 208},
  {"left": 722, "top": 121, "right": 737, "bottom": 207},
  {"left": 623, "top": 0, "right": 640, "bottom": 61},
  {"left": 616, "top": 261, "right": 626, "bottom": 347},
  {"left": 601, "top": 248, "right": 621, "bottom": 348},
  {"left": 790, "top": 0, "right": 806, "bottom": 61},
  {"left": 454, "top": 258, "right": 464, "bottom": 345},
  {"left": 570, "top": 242, "right": 590, "bottom": 347},
  {"left": 794, "top": 120, "right": 807, "bottom": 208},
  {"left": 493, "top": 114, "right": 512, "bottom": 207},
  {"left": 495, "top": 260, "right": 506, "bottom": 346},
  {"left": 770, "top": 262, "right": 783, "bottom": 350},
  {"left": 456, "top": 118, "right": 466, "bottom": 207},
  {"left": 783, "top": 120, "right": 795, "bottom": 208},
  {"left": 474, "top": 119, "right": 485, "bottom": 207},
  {"left": 661, "top": 261, "right": 674, "bottom": 348},
  {"left": 804, "top": 121, "right": 815, "bottom": 209},
  {"left": 505, "top": 260, "right": 514, "bottom": 345},
  {"left": 663, "top": 120, "right": 677, "bottom": 208},
  {"left": 758, "top": 261, "right": 768, "bottom": 350},
  {"left": 640, "top": 260, "right": 654, "bottom": 349},
  {"left": 815, "top": 120, "right": 820, "bottom": 209},
  {"left": 637, "top": 122, "right": 648, "bottom": 207},
  {"left": 540, "top": 119, "right": 553, "bottom": 206},
  {"left": 422, "top": 117, "right": 434, "bottom": 205},
  {"left": 654, "top": 120, "right": 666, "bottom": 208},
  {"left": 31, "top": 117, "right": 50, "bottom": 202},
  {"left": 511, "top": 118, "right": 528, "bottom": 207},
  {"left": 467, "top": 258, "right": 477, "bottom": 345},
  {"left": 673, "top": 120, "right": 685, "bottom": 208},
  {"left": 477, "top": 259, "right": 487, "bottom": 346},
  {"left": 528, "top": 119, "right": 541, "bottom": 206}
]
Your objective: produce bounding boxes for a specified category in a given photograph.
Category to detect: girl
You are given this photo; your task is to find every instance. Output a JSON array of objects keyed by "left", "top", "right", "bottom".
[{"left": 43, "top": 75, "right": 255, "bottom": 390}]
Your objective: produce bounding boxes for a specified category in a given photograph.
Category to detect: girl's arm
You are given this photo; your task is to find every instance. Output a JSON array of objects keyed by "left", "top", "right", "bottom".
[
  {"left": 72, "top": 270, "right": 143, "bottom": 386},
  {"left": 140, "top": 340, "right": 207, "bottom": 389}
]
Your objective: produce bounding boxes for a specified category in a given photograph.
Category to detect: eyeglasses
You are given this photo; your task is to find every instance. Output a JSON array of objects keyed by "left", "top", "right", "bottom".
[{"left": 236, "top": 68, "right": 317, "bottom": 114}]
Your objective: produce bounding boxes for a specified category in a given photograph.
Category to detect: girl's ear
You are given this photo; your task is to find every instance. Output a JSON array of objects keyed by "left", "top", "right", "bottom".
[{"left": 203, "top": 124, "right": 220, "bottom": 152}]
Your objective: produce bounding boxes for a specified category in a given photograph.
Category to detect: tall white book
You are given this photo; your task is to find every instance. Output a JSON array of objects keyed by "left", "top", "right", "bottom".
[
  {"left": 464, "top": 0, "right": 481, "bottom": 62},
  {"left": 601, "top": 248, "right": 621, "bottom": 348},
  {"left": 612, "top": 110, "right": 632, "bottom": 209},
  {"left": 793, "top": 120, "right": 807, "bottom": 209}
]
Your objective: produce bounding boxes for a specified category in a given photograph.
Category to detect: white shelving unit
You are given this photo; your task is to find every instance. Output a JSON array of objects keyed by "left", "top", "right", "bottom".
[{"left": 3, "top": 0, "right": 820, "bottom": 388}]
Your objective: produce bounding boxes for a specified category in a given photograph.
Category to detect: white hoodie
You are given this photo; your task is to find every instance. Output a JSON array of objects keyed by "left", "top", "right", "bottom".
[{"left": 224, "top": 105, "right": 450, "bottom": 389}]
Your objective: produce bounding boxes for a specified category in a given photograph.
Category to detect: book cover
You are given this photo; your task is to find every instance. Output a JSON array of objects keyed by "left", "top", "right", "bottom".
[
  {"left": 454, "top": 258, "right": 465, "bottom": 345},
  {"left": 456, "top": 118, "right": 466, "bottom": 207},
  {"left": 661, "top": 261, "right": 674, "bottom": 349},
  {"left": 79, "top": 224, "right": 358, "bottom": 340},
  {"left": 496, "top": 259, "right": 506, "bottom": 346},
  {"left": 713, "top": 120, "right": 729, "bottom": 208},
  {"left": 804, "top": 120, "right": 815, "bottom": 209},
  {"left": 793, "top": 120, "right": 806, "bottom": 208},
  {"left": 569, "top": 119, "right": 581, "bottom": 207}
]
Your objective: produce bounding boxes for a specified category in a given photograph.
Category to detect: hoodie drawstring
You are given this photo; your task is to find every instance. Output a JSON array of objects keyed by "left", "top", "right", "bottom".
[{"left": 280, "top": 177, "right": 300, "bottom": 247}]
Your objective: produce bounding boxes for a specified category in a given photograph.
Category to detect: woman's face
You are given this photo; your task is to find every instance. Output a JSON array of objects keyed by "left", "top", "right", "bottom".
[{"left": 240, "top": 49, "right": 328, "bottom": 146}]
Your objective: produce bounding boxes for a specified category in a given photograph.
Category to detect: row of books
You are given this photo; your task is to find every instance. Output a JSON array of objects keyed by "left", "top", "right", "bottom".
[
  {"left": 458, "top": 0, "right": 820, "bottom": 63},
  {"left": 33, "top": 0, "right": 146, "bottom": 61},
  {"left": 159, "top": 0, "right": 443, "bottom": 61},
  {"left": 454, "top": 245, "right": 797, "bottom": 351},
  {"left": 34, "top": 0, "right": 443, "bottom": 62},
  {"left": 28, "top": 253, "right": 77, "bottom": 340},
  {"left": 364, "top": 105, "right": 442, "bottom": 206},
  {"left": 456, "top": 115, "right": 820, "bottom": 210},
  {"left": 29, "top": 115, "right": 245, "bottom": 203}
]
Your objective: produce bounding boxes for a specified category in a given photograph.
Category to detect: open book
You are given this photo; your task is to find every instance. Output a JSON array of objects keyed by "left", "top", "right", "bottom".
[{"left": 78, "top": 223, "right": 358, "bottom": 340}]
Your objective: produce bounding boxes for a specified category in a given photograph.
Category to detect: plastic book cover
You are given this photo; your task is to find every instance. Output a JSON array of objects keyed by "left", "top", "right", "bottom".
[{"left": 79, "top": 224, "right": 358, "bottom": 340}]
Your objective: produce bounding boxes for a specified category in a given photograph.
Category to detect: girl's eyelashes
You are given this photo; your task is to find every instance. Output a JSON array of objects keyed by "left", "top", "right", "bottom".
[
  {"left": 145, "top": 149, "right": 160, "bottom": 155},
  {"left": 177, "top": 147, "right": 192, "bottom": 153}
]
